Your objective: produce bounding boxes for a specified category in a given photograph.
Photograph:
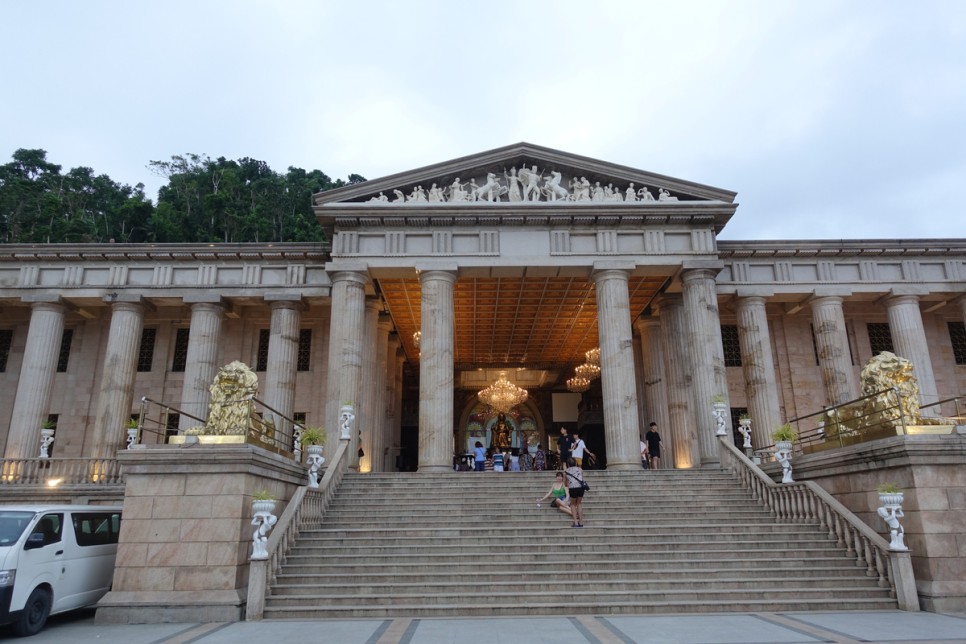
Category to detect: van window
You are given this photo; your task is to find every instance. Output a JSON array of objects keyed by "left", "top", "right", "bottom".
[
  {"left": 0, "top": 511, "right": 34, "bottom": 546},
  {"left": 72, "top": 512, "right": 122, "bottom": 546},
  {"left": 37, "top": 513, "right": 64, "bottom": 546}
]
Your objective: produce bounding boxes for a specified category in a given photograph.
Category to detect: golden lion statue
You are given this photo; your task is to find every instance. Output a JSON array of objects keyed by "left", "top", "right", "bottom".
[{"left": 184, "top": 361, "right": 259, "bottom": 436}]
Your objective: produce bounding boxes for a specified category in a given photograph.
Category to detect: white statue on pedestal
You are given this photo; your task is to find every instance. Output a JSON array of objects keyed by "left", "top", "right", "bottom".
[
  {"left": 340, "top": 404, "right": 355, "bottom": 441},
  {"left": 250, "top": 503, "right": 278, "bottom": 560},
  {"left": 39, "top": 428, "right": 55, "bottom": 458},
  {"left": 877, "top": 501, "right": 908, "bottom": 550},
  {"left": 775, "top": 444, "right": 794, "bottom": 483},
  {"left": 712, "top": 404, "right": 728, "bottom": 436},
  {"left": 305, "top": 449, "right": 325, "bottom": 488},
  {"left": 738, "top": 418, "right": 753, "bottom": 449},
  {"left": 126, "top": 428, "right": 138, "bottom": 450}
]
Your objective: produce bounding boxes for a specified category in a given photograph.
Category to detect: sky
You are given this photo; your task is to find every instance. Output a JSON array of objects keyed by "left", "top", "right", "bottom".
[{"left": 2, "top": 0, "right": 964, "bottom": 241}]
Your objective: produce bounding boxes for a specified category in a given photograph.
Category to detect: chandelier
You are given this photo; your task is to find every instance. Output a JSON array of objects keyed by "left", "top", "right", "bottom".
[
  {"left": 412, "top": 331, "right": 421, "bottom": 349},
  {"left": 477, "top": 371, "right": 528, "bottom": 414},
  {"left": 585, "top": 347, "right": 600, "bottom": 366},
  {"left": 566, "top": 376, "right": 590, "bottom": 392},
  {"left": 575, "top": 363, "right": 601, "bottom": 380}
]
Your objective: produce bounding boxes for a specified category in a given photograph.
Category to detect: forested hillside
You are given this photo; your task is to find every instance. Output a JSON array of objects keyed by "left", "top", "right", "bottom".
[{"left": 0, "top": 149, "right": 364, "bottom": 244}]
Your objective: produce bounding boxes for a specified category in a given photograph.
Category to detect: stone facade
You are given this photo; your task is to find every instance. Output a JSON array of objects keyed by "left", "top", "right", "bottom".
[{"left": 1, "top": 143, "right": 965, "bottom": 613}]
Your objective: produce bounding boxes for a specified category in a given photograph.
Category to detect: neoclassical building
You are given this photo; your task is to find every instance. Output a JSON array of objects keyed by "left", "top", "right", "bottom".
[{"left": 2, "top": 143, "right": 963, "bottom": 470}]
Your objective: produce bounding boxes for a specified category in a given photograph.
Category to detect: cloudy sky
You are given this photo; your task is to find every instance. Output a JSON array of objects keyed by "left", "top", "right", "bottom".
[{"left": 2, "top": 1, "right": 964, "bottom": 241}]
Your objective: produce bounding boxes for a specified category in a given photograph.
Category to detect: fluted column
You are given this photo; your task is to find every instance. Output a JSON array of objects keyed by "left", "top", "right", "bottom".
[
  {"left": 634, "top": 315, "right": 672, "bottom": 466},
  {"left": 263, "top": 297, "right": 303, "bottom": 441},
  {"left": 358, "top": 299, "right": 382, "bottom": 471},
  {"left": 324, "top": 270, "right": 369, "bottom": 453},
  {"left": 735, "top": 296, "right": 782, "bottom": 448},
  {"left": 681, "top": 267, "right": 728, "bottom": 466},
  {"left": 885, "top": 293, "right": 939, "bottom": 413},
  {"left": 370, "top": 316, "right": 393, "bottom": 472},
  {"left": 418, "top": 268, "right": 457, "bottom": 472},
  {"left": 178, "top": 299, "right": 225, "bottom": 430},
  {"left": 5, "top": 299, "right": 67, "bottom": 458},
  {"left": 391, "top": 349, "right": 405, "bottom": 471},
  {"left": 593, "top": 265, "right": 640, "bottom": 470},
  {"left": 809, "top": 295, "right": 858, "bottom": 406},
  {"left": 91, "top": 298, "right": 147, "bottom": 458},
  {"left": 658, "top": 295, "right": 698, "bottom": 468}
]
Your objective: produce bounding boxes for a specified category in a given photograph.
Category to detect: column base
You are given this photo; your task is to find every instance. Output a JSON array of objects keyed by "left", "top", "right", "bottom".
[
  {"left": 96, "top": 590, "right": 245, "bottom": 623},
  {"left": 417, "top": 464, "right": 453, "bottom": 472}
]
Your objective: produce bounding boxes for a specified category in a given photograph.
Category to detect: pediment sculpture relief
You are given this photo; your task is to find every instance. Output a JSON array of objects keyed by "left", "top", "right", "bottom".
[{"left": 364, "top": 163, "right": 683, "bottom": 205}]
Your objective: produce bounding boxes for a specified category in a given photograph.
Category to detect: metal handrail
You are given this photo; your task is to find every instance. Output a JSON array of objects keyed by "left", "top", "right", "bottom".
[
  {"left": 246, "top": 438, "right": 350, "bottom": 620},
  {"left": 717, "top": 437, "right": 919, "bottom": 611}
]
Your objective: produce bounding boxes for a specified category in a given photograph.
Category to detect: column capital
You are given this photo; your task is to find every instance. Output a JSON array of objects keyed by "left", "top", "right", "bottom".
[
  {"left": 183, "top": 294, "right": 226, "bottom": 305},
  {"left": 418, "top": 269, "right": 457, "bottom": 286},
  {"left": 377, "top": 313, "right": 394, "bottom": 333},
  {"left": 329, "top": 269, "right": 371, "bottom": 288}
]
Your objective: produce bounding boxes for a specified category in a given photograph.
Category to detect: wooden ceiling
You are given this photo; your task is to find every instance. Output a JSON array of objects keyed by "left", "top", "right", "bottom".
[{"left": 379, "top": 276, "right": 667, "bottom": 373}]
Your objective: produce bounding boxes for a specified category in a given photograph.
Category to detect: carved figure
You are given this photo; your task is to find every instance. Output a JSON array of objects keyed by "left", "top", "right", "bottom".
[
  {"left": 409, "top": 185, "right": 427, "bottom": 202},
  {"left": 519, "top": 165, "right": 542, "bottom": 201},
  {"left": 184, "top": 361, "right": 259, "bottom": 435},
  {"left": 39, "top": 429, "right": 55, "bottom": 458},
  {"left": 637, "top": 186, "right": 655, "bottom": 201},
  {"left": 712, "top": 406, "right": 728, "bottom": 436},
  {"left": 592, "top": 182, "right": 605, "bottom": 201},
  {"left": 392, "top": 189, "right": 405, "bottom": 203},
  {"left": 492, "top": 414, "right": 512, "bottom": 451},
  {"left": 877, "top": 504, "right": 907, "bottom": 550},
  {"left": 775, "top": 445, "right": 794, "bottom": 483},
  {"left": 251, "top": 507, "right": 277, "bottom": 560},
  {"left": 625, "top": 183, "right": 638, "bottom": 202},
  {"left": 542, "top": 171, "right": 569, "bottom": 201},
  {"left": 575, "top": 177, "right": 591, "bottom": 201},
  {"left": 305, "top": 449, "right": 325, "bottom": 488},
  {"left": 738, "top": 420, "right": 752, "bottom": 449},
  {"left": 473, "top": 173, "right": 506, "bottom": 202},
  {"left": 505, "top": 167, "right": 523, "bottom": 202},
  {"left": 427, "top": 183, "right": 445, "bottom": 202},
  {"left": 448, "top": 178, "right": 468, "bottom": 202},
  {"left": 368, "top": 192, "right": 389, "bottom": 203},
  {"left": 339, "top": 404, "right": 355, "bottom": 440},
  {"left": 658, "top": 188, "right": 678, "bottom": 202}
]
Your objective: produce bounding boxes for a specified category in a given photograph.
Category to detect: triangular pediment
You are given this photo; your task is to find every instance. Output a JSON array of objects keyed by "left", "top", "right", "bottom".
[{"left": 313, "top": 142, "right": 736, "bottom": 207}]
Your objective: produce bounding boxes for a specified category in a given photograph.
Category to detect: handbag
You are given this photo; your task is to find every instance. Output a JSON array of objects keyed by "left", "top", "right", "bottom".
[{"left": 566, "top": 470, "right": 590, "bottom": 491}]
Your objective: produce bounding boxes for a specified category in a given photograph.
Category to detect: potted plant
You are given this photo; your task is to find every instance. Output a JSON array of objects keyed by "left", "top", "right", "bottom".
[
  {"left": 877, "top": 482, "right": 904, "bottom": 506},
  {"left": 772, "top": 423, "right": 797, "bottom": 446},
  {"left": 299, "top": 426, "right": 326, "bottom": 450},
  {"left": 41, "top": 419, "right": 56, "bottom": 430}
]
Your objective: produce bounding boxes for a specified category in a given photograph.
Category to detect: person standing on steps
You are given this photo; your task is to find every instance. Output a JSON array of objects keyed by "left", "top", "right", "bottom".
[
  {"left": 536, "top": 471, "right": 573, "bottom": 521},
  {"left": 645, "top": 422, "right": 663, "bottom": 469},
  {"left": 640, "top": 437, "right": 649, "bottom": 469},
  {"left": 571, "top": 432, "right": 595, "bottom": 468},
  {"left": 557, "top": 427, "right": 573, "bottom": 470},
  {"left": 473, "top": 441, "right": 486, "bottom": 472},
  {"left": 564, "top": 457, "right": 587, "bottom": 527}
]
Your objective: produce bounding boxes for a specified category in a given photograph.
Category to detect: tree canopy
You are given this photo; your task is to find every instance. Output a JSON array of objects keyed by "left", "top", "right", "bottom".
[{"left": 0, "top": 149, "right": 361, "bottom": 244}]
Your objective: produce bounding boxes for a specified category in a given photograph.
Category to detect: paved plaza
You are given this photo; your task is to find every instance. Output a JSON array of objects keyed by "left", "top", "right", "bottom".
[{"left": 5, "top": 610, "right": 966, "bottom": 644}]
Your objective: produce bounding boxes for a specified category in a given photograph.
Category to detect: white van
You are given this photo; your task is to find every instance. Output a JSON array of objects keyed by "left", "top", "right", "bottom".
[{"left": 0, "top": 505, "right": 122, "bottom": 636}]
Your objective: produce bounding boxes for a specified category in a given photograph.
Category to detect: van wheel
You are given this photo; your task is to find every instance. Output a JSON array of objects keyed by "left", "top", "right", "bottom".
[{"left": 13, "top": 587, "right": 52, "bottom": 636}]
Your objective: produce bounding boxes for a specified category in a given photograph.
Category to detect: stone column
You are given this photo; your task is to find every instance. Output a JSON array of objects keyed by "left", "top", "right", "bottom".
[
  {"left": 358, "top": 299, "right": 382, "bottom": 471},
  {"left": 370, "top": 316, "right": 393, "bottom": 472},
  {"left": 885, "top": 293, "right": 939, "bottom": 413},
  {"left": 634, "top": 315, "right": 672, "bottom": 467},
  {"left": 178, "top": 298, "right": 225, "bottom": 431},
  {"left": 418, "top": 267, "right": 457, "bottom": 472},
  {"left": 681, "top": 265, "right": 728, "bottom": 466},
  {"left": 263, "top": 296, "right": 303, "bottom": 442},
  {"left": 593, "top": 263, "right": 640, "bottom": 470},
  {"left": 5, "top": 299, "right": 67, "bottom": 458},
  {"left": 735, "top": 295, "right": 782, "bottom": 449},
  {"left": 91, "top": 297, "right": 147, "bottom": 459},
  {"left": 391, "top": 348, "right": 405, "bottom": 471},
  {"left": 809, "top": 295, "right": 858, "bottom": 406},
  {"left": 324, "top": 269, "right": 368, "bottom": 455},
  {"left": 658, "top": 295, "right": 699, "bottom": 468}
]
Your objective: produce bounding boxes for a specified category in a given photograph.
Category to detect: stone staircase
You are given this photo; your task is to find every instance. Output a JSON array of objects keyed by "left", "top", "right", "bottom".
[{"left": 261, "top": 469, "right": 897, "bottom": 618}]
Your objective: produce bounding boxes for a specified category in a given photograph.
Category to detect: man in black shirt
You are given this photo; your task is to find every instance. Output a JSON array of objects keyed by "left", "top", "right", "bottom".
[
  {"left": 645, "top": 422, "right": 663, "bottom": 469},
  {"left": 556, "top": 427, "right": 573, "bottom": 470}
]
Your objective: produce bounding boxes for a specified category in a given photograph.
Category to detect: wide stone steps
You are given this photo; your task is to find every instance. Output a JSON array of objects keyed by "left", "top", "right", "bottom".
[{"left": 261, "top": 470, "right": 897, "bottom": 618}]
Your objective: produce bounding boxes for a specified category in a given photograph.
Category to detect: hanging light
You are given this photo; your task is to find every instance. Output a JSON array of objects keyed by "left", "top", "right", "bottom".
[
  {"left": 585, "top": 347, "right": 600, "bottom": 366},
  {"left": 575, "top": 363, "right": 601, "bottom": 380},
  {"left": 413, "top": 331, "right": 421, "bottom": 349},
  {"left": 567, "top": 376, "right": 590, "bottom": 392},
  {"left": 477, "top": 371, "right": 529, "bottom": 414}
]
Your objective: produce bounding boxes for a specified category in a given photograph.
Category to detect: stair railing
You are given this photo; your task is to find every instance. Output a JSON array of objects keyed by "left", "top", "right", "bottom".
[
  {"left": 246, "top": 437, "right": 350, "bottom": 620},
  {"left": 717, "top": 437, "right": 919, "bottom": 611}
]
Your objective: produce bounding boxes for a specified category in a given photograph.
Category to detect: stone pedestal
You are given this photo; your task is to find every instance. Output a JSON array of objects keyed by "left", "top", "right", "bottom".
[{"left": 96, "top": 444, "right": 304, "bottom": 623}]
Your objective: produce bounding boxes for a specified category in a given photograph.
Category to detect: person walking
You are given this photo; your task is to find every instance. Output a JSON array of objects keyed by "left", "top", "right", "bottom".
[
  {"left": 571, "top": 432, "right": 595, "bottom": 468},
  {"left": 536, "top": 472, "right": 573, "bottom": 520},
  {"left": 557, "top": 427, "right": 573, "bottom": 469},
  {"left": 564, "top": 458, "right": 587, "bottom": 527},
  {"left": 640, "top": 438, "right": 649, "bottom": 469},
  {"left": 473, "top": 441, "right": 486, "bottom": 471},
  {"left": 645, "top": 422, "right": 663, "bottom": 469}
]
